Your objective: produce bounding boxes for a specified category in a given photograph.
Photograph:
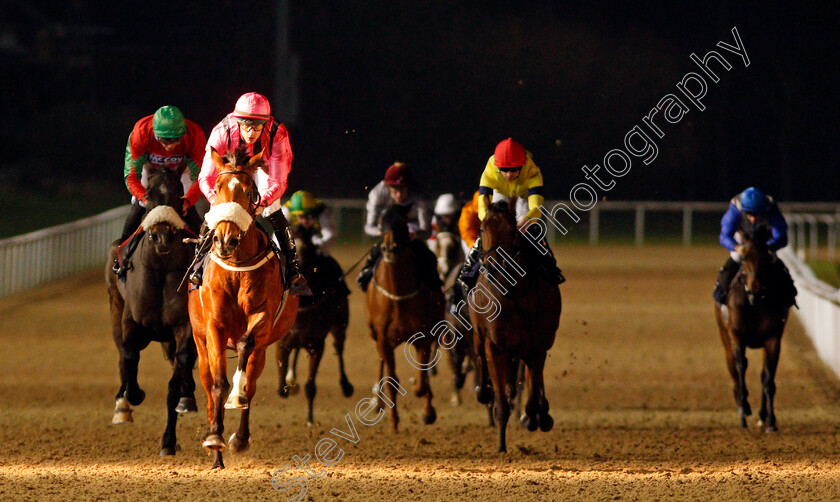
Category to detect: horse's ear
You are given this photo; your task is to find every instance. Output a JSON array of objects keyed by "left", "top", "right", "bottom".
[
  {"left": 248, "top": 148, "right": 267, "bottom": 174},
  {"left": 210, "top": 148, "right": 226, "bottom": 170}
]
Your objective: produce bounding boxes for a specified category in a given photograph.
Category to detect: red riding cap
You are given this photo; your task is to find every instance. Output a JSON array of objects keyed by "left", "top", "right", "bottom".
[
  {"left": 384, "top": 162, "right": 410, "bottom": 187},
  {"left": 493, "top": 138, "right": 526, "bottom": 168}
]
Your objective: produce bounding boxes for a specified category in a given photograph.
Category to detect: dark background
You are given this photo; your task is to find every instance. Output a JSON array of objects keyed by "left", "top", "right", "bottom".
[{"left": 2, "top": 1, "right": 837, "bottom": 205}]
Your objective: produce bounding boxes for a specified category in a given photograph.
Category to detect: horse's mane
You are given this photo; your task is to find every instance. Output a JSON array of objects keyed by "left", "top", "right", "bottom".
[
  {"left": 381, "top": 204, "right": 411, "bottom": 241},
  {"left": 224, "top": 145, "right": 264, "bottom": 170}
]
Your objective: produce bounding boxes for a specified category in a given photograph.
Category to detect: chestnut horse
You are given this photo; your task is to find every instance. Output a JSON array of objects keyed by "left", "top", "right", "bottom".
[
  {"left": 366, "top": 204, "right": 445, "bottom": 430},
  {"left": 105, "top": 163, "right": 197, "bottom": 456},
  {"left": 276, "top": 223, "right": 354, "bottom": 426},
  {"left": 188, "top": 147, "right": 299, "bottom": 469},
  {"left": 469, "top": 200, "right": 561, "bottom": 452},
  {"left": 714, "top": 226, "right": 790, "bottom": 432}
]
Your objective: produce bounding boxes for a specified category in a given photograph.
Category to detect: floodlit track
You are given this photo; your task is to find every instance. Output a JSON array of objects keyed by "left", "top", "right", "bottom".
[{"left": 2, "top": 244, "right": 839, "bottom": 501}]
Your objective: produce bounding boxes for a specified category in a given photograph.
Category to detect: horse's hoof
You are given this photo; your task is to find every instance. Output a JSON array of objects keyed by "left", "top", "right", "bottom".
[
  {"left": 520, "top": 413, "right": 538, "bottom": 431},
  {"left": 159, "top": 446, "right": 176, "bottom": 456},
  {"left": 475, "top": 386, "right": 492, "bottom": 405},
  {"left": 202, "top": 434, "right": 227, "bottom": 451},
  {"left": 340, "top": 381, "right": 355, "bottom": 398},
  {"left": 229, "top": 433, "right": 249, "bottom": 453},
  {"left": 422, "top": 408, "right": 437, "bottom": 425},
  {"left": 111, "top": 411, "right": 133, "bottom": 424},
  {"left": 175, "top": 397, "right": 198, "bottom": 414},
  {"left": 278, "top": 386, "right": 290, "bottom": 398},
  {"left": 740, "top": 417, "right": 748, "bottom": 428},
  {"left": 539, "top": 413, "right": 554, "bottom": 432},
  {"left": 112, "top": 398, "right": 133, "bottom": 424},
  {"left": 288, "top": 383, "right": 300, "bottom": 396},
  {"left": 224, "top": 395, "right": 249, "bottom": 409},
  {"left": 450, "top": 392, "right": 461, "bottom": 407}
]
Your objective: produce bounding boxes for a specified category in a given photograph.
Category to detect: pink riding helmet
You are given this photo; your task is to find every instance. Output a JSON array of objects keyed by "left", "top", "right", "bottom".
[{"left": 233, "top": 92, "right": 271, "bottom": 120}]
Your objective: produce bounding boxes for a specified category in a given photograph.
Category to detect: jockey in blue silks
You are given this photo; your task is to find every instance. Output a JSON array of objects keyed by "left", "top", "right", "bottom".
[{"left": 713, "top": 187, "right": 797, "bottom": 307}]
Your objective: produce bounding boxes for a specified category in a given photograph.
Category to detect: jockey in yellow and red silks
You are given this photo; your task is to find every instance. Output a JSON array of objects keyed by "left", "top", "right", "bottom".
[
  {"left": 456, "top": 138, "right": 565, "bottom": 295},
  {"left": 191, "top": 92, "right": 307, "bottom": 294}
]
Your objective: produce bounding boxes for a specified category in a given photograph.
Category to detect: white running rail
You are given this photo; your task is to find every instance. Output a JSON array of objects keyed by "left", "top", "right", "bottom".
[
  {"left": 778, "top": 247, "right": 840, "bottom": 378},
  {"left": 0, "top": 206, "right": 130, "bottom": 298}
]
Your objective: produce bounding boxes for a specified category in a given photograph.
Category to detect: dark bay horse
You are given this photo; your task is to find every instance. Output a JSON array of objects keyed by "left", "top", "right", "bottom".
[
  {"left": 469, "top": 200, "right": 561, "bottom": 452},
  {"left": 715, "top": 226, "right": 790, "bottom": 432},
  {"left": 366, "top": 204, "right": 445, "bottom": 430},
  {"left": 276, "top": 223, "right": 354, "bottom": 426},
  {"left": 188, "top": 147, "right": 299, "bottom": 469},
  {"left": 105, "top": 163, "right": 197, "bottom": 456}
]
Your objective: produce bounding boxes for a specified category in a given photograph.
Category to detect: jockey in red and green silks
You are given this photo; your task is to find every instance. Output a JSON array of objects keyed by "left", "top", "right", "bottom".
[{"left": 120, "top": 106, "right": 206, "bottom": 241}]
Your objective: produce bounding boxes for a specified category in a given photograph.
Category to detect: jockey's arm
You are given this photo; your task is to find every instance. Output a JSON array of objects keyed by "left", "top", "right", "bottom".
[
  {"left": 767, "top": 207, "right": 789, "bottom": 251},
  {"left": 412, "top": 197, "right": 431, "bottom": 240},
  {"left": 314, "top": 208, "right": 336, "bottom": 248},
  {"left": 124, "top": 132, "right": 148, "bottom": 202},
  {"left": 719, "top": 204, "right": 741, "bottom": 252},
  {"left": 522, "top": 169, "right": 545, "bottom": 223},
  {"left": 259, "top": 124, "right": 293, "bottom": 207},
  {"left": 182, "top": 121, "right": 207, "bottom": 206},
  {"left": 364, "top": 183, "right": 386, "bottom": 237}
]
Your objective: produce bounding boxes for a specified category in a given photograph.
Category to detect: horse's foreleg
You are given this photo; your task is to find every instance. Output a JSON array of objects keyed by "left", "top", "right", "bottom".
[
  {"left": 759, "top": 337, "right": 782, "bottom": 432},
  {"left": 332, "top": 324, "right": 354, "bottom": 397},
  {"left": 226, "top": 319, "right": 261, "bottom": 410},
  {"left": 519, "top": 358, "right": 538, "bottom": 431},
  {"left": 201, "top": 326, "right": 230, "bottom": 467},
  {"left": 485, "top": 341, "right": 510, "bottom": 453},
  {"left": 731, "top": 337, "right": 751, "bottom": 427},
  {"left": 379, "top": 343, "right": 400, "bottom": 431},
  {"left": 304, "top": 342, "right": 325, "bottom": 427},
  {"left": 119, "top": 320, "right": 150, "bottom": 407},
  {"left": 448, "top": 337, "right": 467, "bottom": 406},
  {"left": 231, "top": 347, "right": 268, "bottom": 453},
  {"left": 414, "top": 341, "right": 437, "bottom": 425}
]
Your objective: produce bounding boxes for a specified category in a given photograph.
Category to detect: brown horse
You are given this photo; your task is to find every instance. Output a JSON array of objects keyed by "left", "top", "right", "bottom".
[
  {"left": 188, "top": 147, "right": 299, "bottom": 469},
  {"left": 276, "top": 223, "right": 354, "bottom": 426},
  {"left": 366, "top": 204, "right": 445, "bottom": 430},
  {"left": 469, "top": 200, "right": 561, "bottom": 452},
  {"left": 715, "top": 226, "right": 790, "bottom": 432},
  {"left": 106, "top": 163, "right": 197, "bottom": 456}
]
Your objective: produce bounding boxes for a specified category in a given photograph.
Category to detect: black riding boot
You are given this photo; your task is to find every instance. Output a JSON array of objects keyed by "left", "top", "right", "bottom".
[
  {"left": 713, "top": 257, "right": 740, "bottom": 305},
  {"left": 539, "top": 238, "right": 566, "bottom": 286},
  {"left": 266, "top": 211, "right": 309, "bottom": 295},
  {"left": 456, "top": 236, "right": 482, "bottom": 297},
  {"left": 356, "top": 242, "right": 382, "bottom": 292},
  {"left": 113, "top": 201, "right": 146, "bottom": 278},
  {"left": 188, "top": 223, "right": 212, "bottom": 286}
]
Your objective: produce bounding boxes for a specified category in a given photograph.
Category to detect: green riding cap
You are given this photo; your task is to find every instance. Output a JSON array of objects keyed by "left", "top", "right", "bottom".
[
  {"left": 286, "top": 190, "right": 324, "bottom": 216},
  {"left": 152, "top": 106, "right": 187, "bottom": 138}
]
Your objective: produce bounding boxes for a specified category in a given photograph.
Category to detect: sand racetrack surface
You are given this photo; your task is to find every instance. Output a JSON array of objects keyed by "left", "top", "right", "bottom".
[{"left": 2, "top": 244, "right": 840, "bottom": 501}]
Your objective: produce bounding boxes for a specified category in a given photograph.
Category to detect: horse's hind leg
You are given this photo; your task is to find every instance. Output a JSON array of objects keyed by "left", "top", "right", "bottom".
[
  {"left": 759, "top": 337, "right": 781, "bottom": 433},
  {"left": 331, "top": 320, "right": 354, "bottom": 397},
  {"left": 530, "top": 352, "right": 553, "bottom": 432},
  {"left": 174, "top": 330, "right": 198, "bottom": 414},
  {"left": 276, "top": 339, "right": 293, "bottom": 398},
  {"left": 448, "top": 337, "right": 467, "bottom": 406},
  {"left": 485, "top": 342, "right": 510, "bottom": 452},
  {"left": 304, "top": 341, "right": 325, "bottom": 426},
  {"left": 286, "top": 347, "right": 301, "bottom": 396}
]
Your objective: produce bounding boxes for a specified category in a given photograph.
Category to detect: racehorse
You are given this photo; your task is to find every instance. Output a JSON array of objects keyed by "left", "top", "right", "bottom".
[
  {"left": 188, "top": 147, "right": 299, "bottom": 469},
  {"left": 469, "top": 200, "right": 561, "bottom": 452},
  {"left": 714, "top": 226, "right": 790, "bottom": 432},
  {"left": 105, "top": 162, "right": 197, "bottom": 456},
  {"left": 276, "top": 223, "right": 354, "bottom": 426},
  {"left": 366, "top": 204, "right": 445, "bottom": 430}
]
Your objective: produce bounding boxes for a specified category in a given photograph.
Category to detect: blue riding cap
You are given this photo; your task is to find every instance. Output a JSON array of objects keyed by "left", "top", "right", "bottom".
[{"left": 740, "top": 187, "right": 768, "bottom": 213}]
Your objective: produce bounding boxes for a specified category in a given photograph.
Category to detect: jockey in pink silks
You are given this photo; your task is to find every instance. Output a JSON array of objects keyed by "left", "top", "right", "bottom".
[{"left": 190, "top": 92, "right": 307, "bottom": 294}]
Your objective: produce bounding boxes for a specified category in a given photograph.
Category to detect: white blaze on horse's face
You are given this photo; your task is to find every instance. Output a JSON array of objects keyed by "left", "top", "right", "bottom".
[{"left": 227, "top": 177, "right": 241, "bottom": 199}]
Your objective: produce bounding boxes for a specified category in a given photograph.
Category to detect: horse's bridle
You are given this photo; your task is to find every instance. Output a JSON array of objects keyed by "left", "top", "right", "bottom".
[{"left": 210, "top": 170, "right": 270, "bottom": 266}]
